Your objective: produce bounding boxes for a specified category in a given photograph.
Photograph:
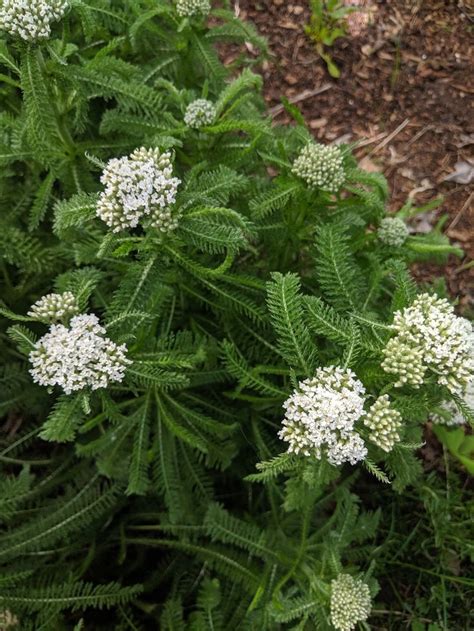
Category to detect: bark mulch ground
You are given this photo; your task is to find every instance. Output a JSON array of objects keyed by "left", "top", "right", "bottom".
[{"left": 228, "top": 0, "right": 474, "bottom": 308}]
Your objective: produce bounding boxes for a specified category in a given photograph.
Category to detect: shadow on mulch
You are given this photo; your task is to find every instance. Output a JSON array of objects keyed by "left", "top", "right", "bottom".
[{"left": 229, "top": 0, "right": 474, "bottom": 308}]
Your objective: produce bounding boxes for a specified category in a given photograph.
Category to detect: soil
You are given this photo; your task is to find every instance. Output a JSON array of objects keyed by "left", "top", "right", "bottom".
[{"left": 229, "top": 0, "right": 474, "bottom": 309}]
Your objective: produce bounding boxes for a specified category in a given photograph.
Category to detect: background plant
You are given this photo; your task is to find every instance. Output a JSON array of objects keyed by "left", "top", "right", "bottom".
[{"left": 305, "top": 0, "right": 357, "bottom": 77}]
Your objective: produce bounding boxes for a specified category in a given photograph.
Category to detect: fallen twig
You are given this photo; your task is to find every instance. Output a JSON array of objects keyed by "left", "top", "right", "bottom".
[
  {"left": 367, "top": 118, "right": 410, "bottom": 156},
  {"left": 448, "top": 190, "right": 474, "bottom": 230},
  {"left": 405, "top": 124, "right": 433, "bottom": 148}
]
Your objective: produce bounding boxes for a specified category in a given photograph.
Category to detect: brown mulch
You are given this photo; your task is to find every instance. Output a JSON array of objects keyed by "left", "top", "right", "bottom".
[{"left": 230, "top": 0, "right": 474, "bottom": 309}]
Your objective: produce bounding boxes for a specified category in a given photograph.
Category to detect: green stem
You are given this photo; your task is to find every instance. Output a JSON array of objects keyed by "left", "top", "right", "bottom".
[
  {"left": 386, "top": 561, "right": 474, "bottom": 586},
  {"left": 0, "top": 455, "right": 51, "bottom": 466},
  {"left": 80, "top": 397, "right": 144, "bottom": 433},
  {"left": 1, "top": 262, "right": 13, "bottom": 291},
  {"left": 274, "top": 504, "right": 311, "bottom": 595}
]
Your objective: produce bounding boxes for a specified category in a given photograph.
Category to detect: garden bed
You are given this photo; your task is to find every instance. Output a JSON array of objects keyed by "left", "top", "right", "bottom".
[{"left": 234, "top": 0, "right": 473, "bottom": 304}]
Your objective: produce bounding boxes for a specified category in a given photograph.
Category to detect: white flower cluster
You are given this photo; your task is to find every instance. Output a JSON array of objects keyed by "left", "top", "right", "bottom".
[
  {"left": 28, "top": 292, "right": 78, "bottom": 323},
  {"left": 0, "top": 610, "right": 18, "bottom": 630},
  {"left": 279, "top": 367, "right": 368, "bottom": 466},
  {"left": 432, "top": 379, "right": 474, "bottom": 426},
  {"left": 364, "top": 394, "right": 402, "bottom": 452},
  {"left": 292, "top": 143, "right": 345, "bottom": 193},
  {"left": 29, "top": 314, "right": 131, "bottom": 395},
  {"left": 175, "top": 0, "right": 211, "bottom": 18},
  {"left": 0, "top": 0, "right": 68, "bottom": 41},
  {"left": 378, "top": 216, "right": 409, "bottom": 247},
  {"left": 382, "top": 294, "right": 474, "bottom": 394},
  {"left": 97, "top": 147, "right": 181, "bottom": 234},
  {"left": 184, "top": 99, "right": 216, "bottom": 129},
  {"left": 330, "top": 574, "right": 371, "bottom": 631}
]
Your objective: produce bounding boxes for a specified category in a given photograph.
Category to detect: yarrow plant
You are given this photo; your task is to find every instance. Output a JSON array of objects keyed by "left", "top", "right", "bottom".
[
  {"left": 292, "top": 142, "right": 345, "bottom": 192},
  {"left": 184, "top": 98, "right": 216, "bottom": 129},
  {"left": 175, "top": 0, "right": 211, "bottom": 18},
  {"left": 382, "top": 294, "right": 474, "bottom": 394},
  {"left": 0, "top": 1, "right": 471, "bottom": 628},
  {"left": 0, "top": 0, "right": 68, "bottom": 41},
  {"left": 378, "top": 216, "right": 409, "bottom": 247},
  {"left": 279, "top": 367, "right": 368, "bottom": 465},
  {"left": 330, "top": 573, "right": 372, "bottom": 631},
  {"left": 28, "top": 292, "right": 78, "bottom": 323},
  {"left": 29, "top": 313, "right": 131, "bottom": 394},
  {"left": 96, "top": 147, "right": 181, "bottom": 233}
]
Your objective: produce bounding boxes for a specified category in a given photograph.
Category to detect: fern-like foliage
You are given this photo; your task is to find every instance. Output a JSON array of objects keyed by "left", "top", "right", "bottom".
[
  {"left": 313, "top": 224, "right": 365, "bottom": 312},
  {"left": 266, "top": 272, "right": 318, "bottom": 373},
  {"left": 20, "top": 46, "right": 65, "bottom": 163},
  {"left": 0, "top": 580, "right": 143, "bottom": 613}
]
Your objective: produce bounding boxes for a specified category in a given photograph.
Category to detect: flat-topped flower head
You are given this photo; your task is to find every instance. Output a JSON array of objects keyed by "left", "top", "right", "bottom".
[
  {"left": 292, "top": 143, "right": 345, "bottom": 192},
  {"left": 382, "top": 294, "right": 474, "bottom": 394},
  {"left": 378, "top": 216, "right": 409, "bottom": 247},
  {"left": 184, "top": 99, "right": 216, "bottom": 129},
  {"left": 28, "top": 292, "right": 78, "bottom": 324},
  {"left": 97, "top": 147, "right": 181, "bottom": 234},
  {"left": 175, "top": 0, "right": 211, "bottom": 18},
  {"left": 364, "top": 394, "right": 402, "bottom": 452},
  {"left": 279, "top": 366, "right": 367, "bottom": 465},
  {"left": 29, "top": 313, "right": 131, "bottom": 394},
  {"left": 0, "top": 0, "right": 68, "bottom": 41},
  {"left": 330, "top": 573, "right": 371, "bottom": 631}
]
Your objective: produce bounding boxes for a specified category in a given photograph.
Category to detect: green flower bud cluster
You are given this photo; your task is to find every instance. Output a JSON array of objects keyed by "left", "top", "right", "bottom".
[
  {"left": 330, "top": 573, "right": 371, "bottom": 631},
  {"left": 184, "top": 99, "right": 216, "bottom": 129},
  {"left": 28, "top": 292, "right": 79, "bottom": 324},
  {"left": 292, "top": 143, "right": 345, "bottom": 193},
  {"left": 175, "top": 0, "right": 211, "bottom": 18},
  {"left": 378, "top": 216, "right": 409, "bottom": 247},
  {"left": 381, "top": 340, "right": 426, "bottom": 388},
  {"left": 364, "top": 394, "right": 402, "bottom": 452}
]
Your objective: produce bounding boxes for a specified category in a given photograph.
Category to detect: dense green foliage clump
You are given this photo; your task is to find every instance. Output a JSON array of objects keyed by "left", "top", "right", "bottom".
[{"left": 0, "top": 2, "right": 472, "bottom": 629}]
